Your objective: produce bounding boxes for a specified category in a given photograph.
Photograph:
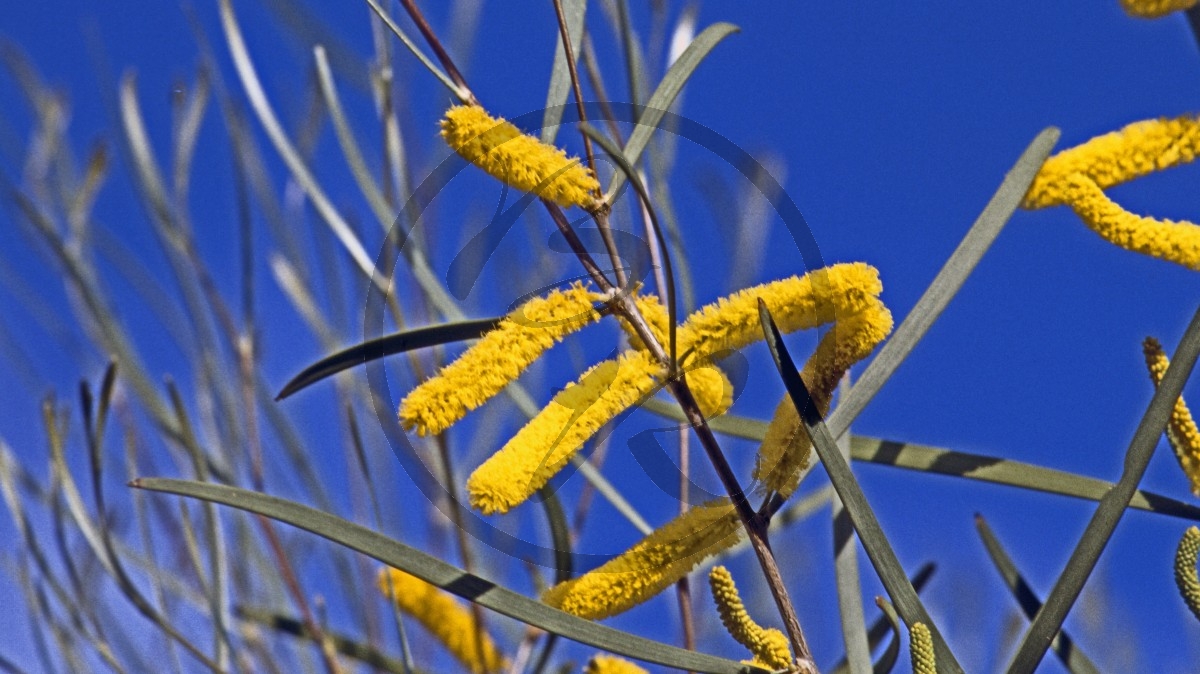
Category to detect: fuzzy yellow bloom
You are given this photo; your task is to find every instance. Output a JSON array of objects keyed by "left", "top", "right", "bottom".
[
  {"left": 678, "top": 262, "right": 884, "bottom": 361},
  {"left": 1061, "top": 175, "right": 1200, "bottom": 272},
  {"left": 467, "top": 350, "right": 662, "bottom": 515},
  {"left": 1143, "top": 337, "right": 1200, "bottom": 496},
  {"left": 1176, "top": 527, "right": 1200, "bottom": 622},
  {"left": 909, "top": 623, "right": 936, "bottom": 674},
  {"left": 441, "top": 105, "right": 600, "bottom": 209},
  {"left": 377, "top": 568, "right": 505, "bottom": 674},
  {"left": 1023, "top": 116, "right": 1200, "bottom": 210},
  {"left": 584, "top": 655, "right": 650, "bottom": 674},
  {"left": 708, "top": 566, "right": 794, "bottom": 671},
  {"left": 542, "top": 499, "right": 743, "bottom": 620},
  {"left": 400, "top": 283, "right": 603, "bottom": 436},
  {"left": 1120, "top": 0, "right": 1198, "bottom": 18},
  {"left": 754, "top": 297, "right": 894, "bottom": 496}
]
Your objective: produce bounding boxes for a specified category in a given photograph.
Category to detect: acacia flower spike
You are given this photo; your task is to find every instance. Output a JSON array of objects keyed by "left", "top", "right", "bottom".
[
  {"left": 909, "top": 623, "right": 937, "bottom": 674},
  {"left": 1060, "top": 175, "right": 1200, "bottom": 272},
  {"left": 542, "top": 499, "right": 743, "bottom": 620},
  {"left": 399, "top": 283, "right": 604, "bottom": 436},
  {"left": 465, "top": 350, "right": 732, "bottom": 515},
  {"left": 678, "top": 262, "right": 885, "bottom": 361},
  {"left": 378, "top": 568, "right": 505, "bottom": 674},
  {"left": 1120, "top": 0, "right": 1198, "bottom": 17},
  {"left": 585, "top": 655, "right": 650, "bottom": 674},
  {"left": 708, "top": 566, "right": 794, "bottom": 671},
  {"left": 1176, "top": 527, "right": 1200, "bottom": 623},
  {"left": 1144, "top": 337, "right": 1200, "bottom": 495},
  {"left": 467, "top": 349, "right": 662, "bottom": 515},
  {"left": 441, "top": 104, "right": 601, "bottom": 209},
  {"left": 464, "top": 264, "right": 884, "bottom": 514},
  {"left": 754, "top": 296, "right": 894, "bottom": 497},
  {"left": 1023, "top": 115, "right": 1200, "bottom": 210}
]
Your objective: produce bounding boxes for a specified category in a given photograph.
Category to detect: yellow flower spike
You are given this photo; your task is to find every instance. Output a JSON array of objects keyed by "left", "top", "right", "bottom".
[
  {"left": 754, "top": 298, "right": 894, "bottom": 497},
  {"left": 1121, "top": 0, "right": 1198, "bottom": 18},
  {"left": 441, "top": 104, "right": 601, "bottom": 209},
  {"left": 708, "top": 566, "right": 794, "bottom": 672},
  {"left": 1061, "top": 174, "right": 1200, "bottom": 272},
  {"left": 1023, "top": 115, "right": 1200, "bottom": 210},
  {"left": 377, "top": 568, "right": 505, "bottom": 674},
  {"left": 678, "top": 262, "right": 885, "bottom": 362},
  {"left": 909, "top": 622, "right": 936, "bottom": 674},
  {"left": 584, "top": 655, "right": 650, "bottom": 674},
  {"left": 682, "top": 363, "right": 735, "bottom": 419},
  {"left": 467, "top": 349, "right": 662, "bottom": 515},
  {"left": 542, "top": 499, "right": 743, "bottom": 619},
  {"left": 400, "top": 283, "right": 604, "bottom": 436},
  {"left": 1143, "top": 337, "right": 1200, "bottom": 495},
  {"left": 1175, "top": 527, "right": 1200, "bottom": 623}
]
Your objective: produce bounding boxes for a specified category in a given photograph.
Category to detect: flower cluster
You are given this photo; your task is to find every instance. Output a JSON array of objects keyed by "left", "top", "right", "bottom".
[
  {"left": 541, "top": 499, "right": 743, "bottom": 620},
  {"left": 1119, "top": 0, "right": 1198, "bottom": 18},
  {"left": 1023, "top": 116, "right": 1200, "bottom": 271},
  {"left": 909, "top": 622, "right": 936, "bottom": 674},
  {"left": 441, "top": 104, "right": 600, "bottom": 209},
  {"left": 584, "top": 654, "right": 650, "bottom": 674},
  {"left": 377, "top": 568, "right": 505, "bottom": 674},
  {"left": 708, "top": 565, "right": 794, "bottom": 671}
]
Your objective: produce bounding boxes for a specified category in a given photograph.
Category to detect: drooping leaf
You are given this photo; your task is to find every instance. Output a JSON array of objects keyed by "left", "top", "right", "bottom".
[{"left": 132, "top": 478, "right": 764, "bottom": 674}]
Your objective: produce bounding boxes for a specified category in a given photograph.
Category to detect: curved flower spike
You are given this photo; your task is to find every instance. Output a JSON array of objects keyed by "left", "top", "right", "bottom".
[
  {"left": 1023, "top": 115, "right": 1200, "bottom": 210},
  {"left": 584, "top": 655, "right": 649, "bottom": 674},
  {"left": 1176, "top": 527, "right": 1200, "bottom": 623},
  {"left": 467, "top": 349, "right": 663, "bottom": 515},
  {"left": 400, "top": 283, "right": 604, "bottom": 436},
  {"left": 678, "top": 262, "right": 885, "bottom": 362},
  {"left": 909, "top": 622, "right": 936, "bottom": 674},
  {"left": 1143, "top": 337, "right": 1200, "bottom": 495},
  {"left": 441, "top": 104, "right": 601, "bottom": 209},
  {"left": 755, "top": 297, "right": 894, "bottom": 497},
  {"left": 1120, "top": 0, "right": 1198, "bottom": 17},
  {"left": 542, "top": 499, "right": 742, "bottom": 620},
  {"left": 1062, "top": 175, "right": 1200, "bottom": 272},
  {"left": 377, "top": 568, "right": 505, "bottom": 674},
  {"left": 708, "top": 565, "right": 794, "bottom": 671}
]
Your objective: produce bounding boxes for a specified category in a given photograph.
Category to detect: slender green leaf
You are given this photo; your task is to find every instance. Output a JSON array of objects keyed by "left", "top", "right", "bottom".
[
  {"left": 131, "top": 478, "right": 764, "bottom": 674},
  {"left": 828, "top": 564, "right": 936, "bottom": 674},
  {"left": 276, "top": 318, "right": 501, "bottom": 400},
  {"left": 605, "top": 22, "right": 739, "bottom": 202},
  {"left": 238, "top": 606, "right": 426, "bottom": 674},
  {"left": 850, "top": 437, "right": 1200, "bottom": 522},
  {"left": 826, "top": 127, "right": 1060, "bottom": 441},
  {"left": 833, "top": 408, "right": 871, "bottom": 674},
  {"left": 871, "top": 597, "right": 903, "bottom": 674},
  {"left": 757, "top": 302, "right": 964, "bottom": 674},
  {"left": 1007, "top": 304, "right": 1200, "bottom": 673},
  {"left": 975, "top": 516, "right": 1100, "bottom": 674},
  {"left": 362, "top": 0, "right": 466, "bottom": 101},
  {"left": 542, "top": 0, "right": 587, "bottom": 145},
  {"left": 638, "top": 398, "right": 1200, "bottom": 521}
]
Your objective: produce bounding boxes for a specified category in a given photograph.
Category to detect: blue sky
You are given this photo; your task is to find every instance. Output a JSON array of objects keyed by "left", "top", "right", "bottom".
[{"left": 3, "top": 2, "right": 1200, "bottom": 672}]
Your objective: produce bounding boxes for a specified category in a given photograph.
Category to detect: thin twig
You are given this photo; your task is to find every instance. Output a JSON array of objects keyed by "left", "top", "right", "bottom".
[{"left": 550, "top": 0, "right": 627, "bottom": 289}]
